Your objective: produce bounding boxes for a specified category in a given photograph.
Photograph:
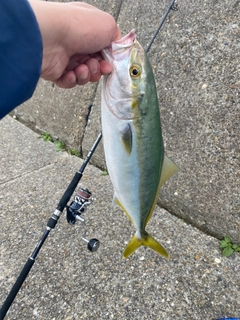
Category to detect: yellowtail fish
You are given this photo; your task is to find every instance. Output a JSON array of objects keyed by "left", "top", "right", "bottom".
[{"left": 101, "top": 30, "right": 178, "bottom": 258}]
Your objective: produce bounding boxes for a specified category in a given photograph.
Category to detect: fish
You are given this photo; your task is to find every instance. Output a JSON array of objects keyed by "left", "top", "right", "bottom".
[{"left": 101, "top": 29, "right": 178, "bottom": 258}]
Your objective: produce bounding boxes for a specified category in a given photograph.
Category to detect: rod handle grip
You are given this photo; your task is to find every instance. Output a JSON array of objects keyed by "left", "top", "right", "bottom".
[{"left": 0, "top": 258, "right": 35, "bottom": 320}]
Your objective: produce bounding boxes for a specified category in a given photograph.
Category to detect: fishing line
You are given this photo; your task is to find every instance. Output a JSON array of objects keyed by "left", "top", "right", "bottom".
[{"left": 0, "top": 2, "right": 177, "bottom": 319}]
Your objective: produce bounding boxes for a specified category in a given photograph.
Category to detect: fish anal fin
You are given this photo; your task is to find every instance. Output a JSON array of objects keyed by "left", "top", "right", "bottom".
[
  {"left": 113, "top": 194, "right": 134, "bottom": 225},
  {"left": 123, "top": 232, "right": 168, "bottom": 259},
  {"left": 112, "top": 193, "right": 119, "bottom": 208}
]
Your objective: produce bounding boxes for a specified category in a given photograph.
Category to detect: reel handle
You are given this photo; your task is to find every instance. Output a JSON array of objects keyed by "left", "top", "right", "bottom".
[{"left": 82, "top": 238, "right": 100, "bottom": 252}]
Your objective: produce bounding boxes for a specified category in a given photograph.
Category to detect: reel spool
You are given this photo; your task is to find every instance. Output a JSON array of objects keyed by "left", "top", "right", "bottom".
[{"left": 66, "top": 187, "right": 100, "bottom": 252}]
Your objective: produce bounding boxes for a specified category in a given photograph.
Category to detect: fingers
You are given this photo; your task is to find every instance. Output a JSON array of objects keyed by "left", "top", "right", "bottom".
[
  {"left": 53, "top": 57, "right": 113, "bottom": 88},
  {"left": 74, "top": 58, "right": 101, "bottom": 85},
  {"left": 99, "top": 60, "right": 113, "bottom": 75},
  {"left": 53, "top": 70, "right": 77, "bottom": 88},
  {"left": 67, "top": 3, "right": 121, "bottom": 51}
]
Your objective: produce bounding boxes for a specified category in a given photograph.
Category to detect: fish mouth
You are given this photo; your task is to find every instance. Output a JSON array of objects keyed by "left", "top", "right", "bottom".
[
  {"left": 101, "top": 29, "right": 142, "bottom": 120},
  {"left": 101, "top": 29, "right": 136, "bottom": 62},
  {"left": 111, "top": 29, "right": 136, "bottom": 53}
]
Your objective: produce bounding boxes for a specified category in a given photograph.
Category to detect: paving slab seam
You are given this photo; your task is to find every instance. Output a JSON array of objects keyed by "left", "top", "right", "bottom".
[
  {"left": 159, "top": 201, "right": 224, "bottom": 242},
  {"left": 0, "top": 162, "right": 61, "bottom": 186}
]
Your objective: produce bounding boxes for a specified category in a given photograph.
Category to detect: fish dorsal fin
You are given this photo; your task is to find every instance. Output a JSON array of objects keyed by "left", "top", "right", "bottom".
[
  {"left": 145, "top": 155, "right": 178, "bottom": 226},
  {"left": 159, "top": 155, "right": 179, "bottom": 190}
]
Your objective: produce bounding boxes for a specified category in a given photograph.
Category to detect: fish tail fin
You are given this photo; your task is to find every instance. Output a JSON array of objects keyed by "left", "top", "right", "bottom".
[{"left": 123, "top": 232, "right": 168, "bottom": 259}]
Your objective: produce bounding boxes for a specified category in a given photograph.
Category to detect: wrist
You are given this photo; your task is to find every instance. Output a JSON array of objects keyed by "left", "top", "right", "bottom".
[{"left": 28, "top": 0, "right": 69, "bottom": 79}]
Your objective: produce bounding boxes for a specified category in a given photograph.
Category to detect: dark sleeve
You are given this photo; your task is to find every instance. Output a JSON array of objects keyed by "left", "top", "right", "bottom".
[{"left": 0, "top": 0, "right": 42, "bottom": 119}]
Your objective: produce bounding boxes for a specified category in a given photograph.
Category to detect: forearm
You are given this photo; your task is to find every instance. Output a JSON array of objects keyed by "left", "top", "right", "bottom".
[
  {"left": 0, "top": 0, "right": 42, "bottom": 119},
  {"left": 28, "top": 0, "right": 69, "bottom": 78}
]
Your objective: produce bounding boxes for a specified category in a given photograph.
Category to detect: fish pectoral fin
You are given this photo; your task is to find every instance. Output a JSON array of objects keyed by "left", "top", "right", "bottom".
[
  {"left": 123, "top": 232, "right": 169, "bottom": 259},
  {"left": 159, "top": 155, "right": 179, "bottom": 190},
  {"left": 120, "top": 123, "right": 132, "bottom": 155}
]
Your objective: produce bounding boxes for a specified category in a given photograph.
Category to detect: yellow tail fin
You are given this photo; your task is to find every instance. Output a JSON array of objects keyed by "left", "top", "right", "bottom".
[{"left": 123, "top": 232, "right": 168, "bottom": 258}]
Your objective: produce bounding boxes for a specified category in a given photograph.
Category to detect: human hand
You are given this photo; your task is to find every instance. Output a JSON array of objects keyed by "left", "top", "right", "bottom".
[{"left": 28, "top": 1, "right": 121, "bottom": 88}]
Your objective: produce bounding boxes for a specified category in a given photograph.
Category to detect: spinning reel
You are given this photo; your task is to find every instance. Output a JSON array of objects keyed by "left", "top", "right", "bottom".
[{"left": 66, "top": 187, "right": 100, "bottom": 252}]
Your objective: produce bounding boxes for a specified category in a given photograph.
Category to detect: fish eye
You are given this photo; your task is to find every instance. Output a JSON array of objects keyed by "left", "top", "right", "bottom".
[
  {"left": 130, "top": 65, "right": 141, "bottom": 78},
  {"left": 132, "top": 69, "right": 138, "bottom": 76}
]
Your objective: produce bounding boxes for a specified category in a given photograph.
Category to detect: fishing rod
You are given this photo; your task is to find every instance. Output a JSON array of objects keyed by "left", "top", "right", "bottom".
[
  {"left": 0, "top": 1, "right": 177, "bottom": 319},
  {"left": 0, "top": 133, "right": 102, "bottom": 320},
  {"left": 146, "top": 0, "right": 178, "bottom": 53}
]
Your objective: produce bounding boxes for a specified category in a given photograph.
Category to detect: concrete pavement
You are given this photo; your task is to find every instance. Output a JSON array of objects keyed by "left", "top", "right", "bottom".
[
  {"left": 1, "top": 0, "right": 240, "bottom": 318},
  {"left": 0, "top": 116, "right": 239, "bottom": 319}
]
